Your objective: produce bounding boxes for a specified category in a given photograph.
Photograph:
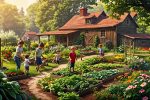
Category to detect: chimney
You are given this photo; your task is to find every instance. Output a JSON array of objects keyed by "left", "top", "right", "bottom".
[{"left": 80, "top": 8, "right": 88, "bottom": 16}]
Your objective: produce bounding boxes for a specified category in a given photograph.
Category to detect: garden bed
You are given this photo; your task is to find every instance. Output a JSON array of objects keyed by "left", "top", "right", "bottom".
[{"left": 7, "top": 74, "right": 30, "bottom": 81}]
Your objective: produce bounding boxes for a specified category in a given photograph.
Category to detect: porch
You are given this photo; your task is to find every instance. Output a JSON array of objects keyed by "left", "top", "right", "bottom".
[{"left": 36, "top": 30, "right": 78, "bottom": 46}]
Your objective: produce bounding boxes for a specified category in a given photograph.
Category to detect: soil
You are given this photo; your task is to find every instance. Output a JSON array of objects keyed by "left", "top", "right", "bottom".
[{"left": 19, "top": 54, "right": 104, "bottom": 100}]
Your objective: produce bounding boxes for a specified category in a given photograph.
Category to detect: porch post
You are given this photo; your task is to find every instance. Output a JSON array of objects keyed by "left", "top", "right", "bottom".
[
  {"left": 67, "top": 35, "right": 69, "bottom": 46},
  {"left": 48, "top": 35, "right": 50, "bottom": 41},
  {"left": 38, "top": 36, "right": 41, "bottom": 43},
  {"left": 132, "top": 39, "right": 135, "bottom": 55}
]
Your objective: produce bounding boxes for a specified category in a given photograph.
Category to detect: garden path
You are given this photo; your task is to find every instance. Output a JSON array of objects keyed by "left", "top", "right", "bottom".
[{"left": 19, "top": 53, "right": 114, "bottom": 100}]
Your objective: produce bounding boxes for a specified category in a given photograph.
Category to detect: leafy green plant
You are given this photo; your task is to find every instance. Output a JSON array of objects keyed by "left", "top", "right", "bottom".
[
  {"left": 58, "top": 92, "right": 80, "bottom": 100},
  {"left": 91, "top": 63, "right": 125, "bottom": 70},
  {"left": 76, "top": 57, "right": 102, "bottom": 73},
  {"left": 0, "top": 71, "right": 31, "bottom": 100},
  {"left": 38, "top": 75, "right": 54, "bottom": 91},
  {"left": 83, "top": 69, "right": 119, "bottom": 80},
  {"left": 49, "top": 75, "right": 98, "bottom": 95},
  {"left": 53, "top": 69, "right": 74, "bottom": 76}
]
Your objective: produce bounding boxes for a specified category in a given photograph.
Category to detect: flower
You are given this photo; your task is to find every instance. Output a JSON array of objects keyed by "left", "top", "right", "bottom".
[
  {"left": 126, "top": 85, "right": 134, "bottom": 91},
  {"left": 139, "top": 89, "right": 145, "bottom": 93},
  {"left": 140, "top": 82, "right": 147, "bottom": 87},
  {"left": 127, "top": 79, "right": 131, "bottom": 83},
  {"left": 142, "top": 96, "right": 148, "bottom": 100}
]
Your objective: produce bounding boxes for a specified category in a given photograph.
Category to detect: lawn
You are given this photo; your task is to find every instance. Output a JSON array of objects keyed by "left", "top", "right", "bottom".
[{"left": 3, "top": 61, "right": 58, "bottom": 76}]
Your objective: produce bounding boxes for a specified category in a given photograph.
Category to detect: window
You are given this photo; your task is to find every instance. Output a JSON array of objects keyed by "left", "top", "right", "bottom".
[
  {"left": 86, "top": 19, "right": 91, "bottom": 24},
  {"left": 126, "top": 19, "right": 130, "bottom": 25},
  {"left": 101, "top": 30, "right": 106, "bottom": 37}
]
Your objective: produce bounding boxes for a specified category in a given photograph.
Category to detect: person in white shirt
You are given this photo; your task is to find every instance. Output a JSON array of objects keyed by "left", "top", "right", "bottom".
[
  {"left": 98, "top": 44, "right": 104, "bottom": 57},
  {"left": 24, "top": 55, "right": 30, "bottom": 75},
  {"left": 35, "top": 43, "right": 44, "bottom": 72},
  {"left": 14, "top": 40, "right": 24, "bottom": 70}
]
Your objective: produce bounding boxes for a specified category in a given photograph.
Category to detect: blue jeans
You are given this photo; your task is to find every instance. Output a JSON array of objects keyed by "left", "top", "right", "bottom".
[{"left": 14, "top": 56, "right": 21, "bottom": 70}]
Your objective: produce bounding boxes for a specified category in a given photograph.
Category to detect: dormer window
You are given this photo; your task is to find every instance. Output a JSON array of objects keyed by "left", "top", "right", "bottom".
[
  {"left": 126, "top": 19, "right": 130, "bottom": 25},
  {"left": 86, "top": 19, "right": 92, "bottom": 24},
  {"left": 86, "top": 17, "right": 97, "bottom": 24}
]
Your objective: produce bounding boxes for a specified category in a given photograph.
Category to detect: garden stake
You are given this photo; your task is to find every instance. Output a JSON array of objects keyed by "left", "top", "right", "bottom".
[{"left": 0, "top": 38, "right": 1, "bottom": 68}]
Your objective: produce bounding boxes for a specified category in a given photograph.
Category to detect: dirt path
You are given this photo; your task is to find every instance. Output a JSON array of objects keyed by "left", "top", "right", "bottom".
[{"left": 19, "top": 54, "right": 106, "bottom": 100}]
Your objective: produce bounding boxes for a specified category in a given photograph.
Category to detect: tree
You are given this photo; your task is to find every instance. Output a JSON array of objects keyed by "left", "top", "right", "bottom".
[
  {"left": 26, "top": 3, "right": 39, "bottom": 32},
  {"left": 29, "top": 0, "right": 97, "bottom": 32},
  {"left": 19, "top": 7, "right": 24, "bottom": 16},
  {"left": 101, "top": 0, "right": 150, "bottom": 33},
  {"left": 0, "top": 2, "right": 26, "bottom": 37}
]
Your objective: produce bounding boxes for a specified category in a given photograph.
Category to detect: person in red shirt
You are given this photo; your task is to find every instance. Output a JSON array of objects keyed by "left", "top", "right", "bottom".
[{"left": 69, "top": 46, "right": 77, "bottom": 72}]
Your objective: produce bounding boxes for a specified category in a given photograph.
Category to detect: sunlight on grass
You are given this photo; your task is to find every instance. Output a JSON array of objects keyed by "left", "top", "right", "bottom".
[{"left": 3, "top": 61, "right": 58, "bottom": 76}]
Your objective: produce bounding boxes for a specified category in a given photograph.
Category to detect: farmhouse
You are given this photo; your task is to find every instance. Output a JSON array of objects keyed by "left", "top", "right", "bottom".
[
  {"left": 22, "top": 32, "right": 38, "bottom": 41},
  {"left": 37, "top": 8, "right": 139, "bottom": 47}
]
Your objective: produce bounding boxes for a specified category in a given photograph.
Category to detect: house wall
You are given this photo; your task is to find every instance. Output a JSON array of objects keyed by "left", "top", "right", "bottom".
[
  {"left": 81, "top": 27, "right": 117, "bottom": 47},
  {"left": 116, "top": 16, "right": 137, "bottom": 45},
  {"left": 55, "top": 32, "right": 80, "bottom": 46},
  {"left": 135, "top": 39, "right": 150, "bottom": 47}
]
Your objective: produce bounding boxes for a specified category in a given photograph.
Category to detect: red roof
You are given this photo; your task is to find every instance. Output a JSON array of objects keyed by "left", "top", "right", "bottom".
[
  {"left": 59, "top": 11, "right": 137, "bottom": 30},
  {"left": 37, "top": 30, "right": 78, "bottom": 36},
  {"left": 124, "top": 34, "right": 150, "bottom": 39},
  {"left": 130, "top": 12, "right": 137, "bottom": 18}
]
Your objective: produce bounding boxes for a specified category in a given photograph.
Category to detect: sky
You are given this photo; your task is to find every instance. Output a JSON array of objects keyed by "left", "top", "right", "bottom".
[{"left": 5, "top": 0, "right": 37, "bottom": 11}]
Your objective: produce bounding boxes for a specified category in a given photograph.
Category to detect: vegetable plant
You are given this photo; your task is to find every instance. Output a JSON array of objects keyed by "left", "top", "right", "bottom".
[
  {"left": 49, "top": 75, "right": 98, "bottom": 95},
  {"left": 83, "top": 69, "right": 119, "bottom": 80},
  {"left": 0, "top": 71, "right": 31, "bottom": 100}
]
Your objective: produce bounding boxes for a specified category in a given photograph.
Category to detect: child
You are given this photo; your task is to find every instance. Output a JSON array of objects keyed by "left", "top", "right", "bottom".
[
  {"left": 35, "top": 43, "right": 44, "bottom": 72},
  {"left": 55, "top": 51, "right": 61, "bottom": 64},
  {"left": 69, "top": 46, "right": 77, "bottom": 72},
  {"left": 24, "top": 55, "right": 30, "bottom": 75},
  {"left": 14, "top": 40, "right": 24, "bottom": 70},
  {"left": 98, "top": 44, "right": 104, "bottom": 57}
]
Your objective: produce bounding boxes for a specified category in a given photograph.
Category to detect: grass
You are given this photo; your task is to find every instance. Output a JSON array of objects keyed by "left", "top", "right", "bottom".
[{"left": 3, "top": 61, "right": 58, "bottom": 76}]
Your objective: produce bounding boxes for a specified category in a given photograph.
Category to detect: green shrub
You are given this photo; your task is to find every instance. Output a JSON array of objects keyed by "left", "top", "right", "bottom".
[
  {"left": 105, "top": 41, "right": 113, "bottom": 50},
  {"left": 75, "top": 33, "right": 85, "bottom": 46},
  {"left": 102, "top": 45, "right": 110, "bottom": 52},
  {"left": 117, "top": 45, "right": 124, "bottom": 53},
  {"left": 0, "top": 71, "right": 31, "bottom": 100},
  {"left": 38, "top": 76, "right": 54, "bottom": 91},
  {"left": 0, "top": 30, "right": 18, "bottom": 45},
  {"left": 94, "top": 35, "right": 100, "bottom": 47},
  {"left": 58, "top": 92, "right": 80, "bottom": 100},
  {"left": 129, "top": 58, "right": 150, "bottom": 70},
  {"left": 31, "top": 42, "right": 38, "bottom": 50}
]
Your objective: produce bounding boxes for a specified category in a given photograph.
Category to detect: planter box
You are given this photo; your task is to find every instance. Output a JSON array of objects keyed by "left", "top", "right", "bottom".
[
  {"left": 7, "top": 75, "right": 29, "bottom": 81},
  {"left": 102, "top": 72, "right": 125, "bottom": 84},
  {"left": 77, "top": 82, "right": 103, "bottom": 96}
]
